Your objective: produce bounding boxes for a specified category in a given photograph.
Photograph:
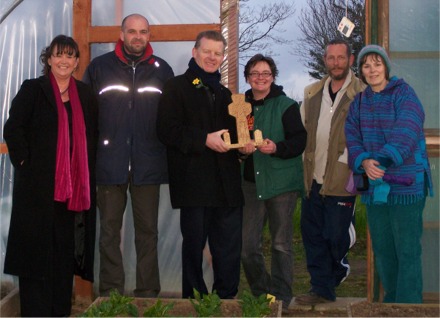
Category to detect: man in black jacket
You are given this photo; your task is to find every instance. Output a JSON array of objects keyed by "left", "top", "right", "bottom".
[
  {"left": 157, "top": 30, "right": 250, "bottom": 299},
  {"left": 82, "top": 14, "right": 174, "bottom": 297}
]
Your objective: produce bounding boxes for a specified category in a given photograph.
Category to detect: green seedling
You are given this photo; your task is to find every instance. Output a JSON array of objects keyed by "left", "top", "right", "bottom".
[
  {"left": 143, "top": 299, "right": 175, "bottom": 317},
  {"left": 189, "top": 289, "right": 222, "bottom": 317},
  {"left": 80, "top": 289, "right": 138, "bottom": 317},
  {"left": 239, "top": 290, "right": 271, "bottom": 317}
]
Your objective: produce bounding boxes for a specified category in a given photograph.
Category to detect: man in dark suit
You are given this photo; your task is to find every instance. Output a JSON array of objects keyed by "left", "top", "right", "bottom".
[{"left": 157, "top": 30, "right": 250, "bottom": 299}]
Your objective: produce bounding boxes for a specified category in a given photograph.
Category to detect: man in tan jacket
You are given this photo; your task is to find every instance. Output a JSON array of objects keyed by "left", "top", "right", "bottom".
[{"left": 296, "top": 38, "right": 365, "bottom": 305}]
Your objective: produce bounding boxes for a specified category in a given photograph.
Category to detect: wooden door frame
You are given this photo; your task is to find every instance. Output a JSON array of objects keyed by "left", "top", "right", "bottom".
[{"left": 72, "top": 0, "right": 239, "bottom": 93}]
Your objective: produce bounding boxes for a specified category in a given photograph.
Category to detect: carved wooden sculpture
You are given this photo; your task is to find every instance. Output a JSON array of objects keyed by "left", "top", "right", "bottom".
[{"left": 223, "top": 94, "right": 264, "bottom": 148}]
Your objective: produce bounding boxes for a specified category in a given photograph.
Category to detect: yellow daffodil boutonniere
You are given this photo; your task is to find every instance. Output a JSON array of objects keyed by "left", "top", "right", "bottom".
[{"left": 192, "top": 78, "right": 205, "bottom": 89}]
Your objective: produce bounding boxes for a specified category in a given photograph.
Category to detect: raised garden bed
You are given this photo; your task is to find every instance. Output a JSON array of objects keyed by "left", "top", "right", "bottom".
[{"left": 84, "top": 295, "right": 282, "bottom": 317}]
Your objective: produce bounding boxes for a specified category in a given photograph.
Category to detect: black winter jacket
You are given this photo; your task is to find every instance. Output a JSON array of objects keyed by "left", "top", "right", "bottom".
[
  {"left": 157, "top": 68, "right": 244, "bottom": 208},
  {"left": 82, "top": 40, "right": 174, "bottom": 185},
  {"left": 3, "top": 76, "right": 98, "bottom": 281}
]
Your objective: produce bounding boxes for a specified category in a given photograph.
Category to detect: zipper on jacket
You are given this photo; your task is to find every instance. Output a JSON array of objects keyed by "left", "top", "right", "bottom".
[{"left": 127, "top": 61, "right": 137, "bottom": 171}]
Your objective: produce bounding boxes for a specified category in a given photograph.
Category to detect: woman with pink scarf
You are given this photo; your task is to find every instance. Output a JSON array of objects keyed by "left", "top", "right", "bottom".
[{"left": 3, "top": 35, "right": 98, "bottom": 317}]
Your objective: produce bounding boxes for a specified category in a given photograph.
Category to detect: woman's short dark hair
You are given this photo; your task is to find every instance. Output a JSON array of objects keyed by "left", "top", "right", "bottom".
[
  {"left": 358, "top": 53, "right": 390, "bottom": 84},
  {"left": 243, "top": 54, "right": 279, "bottom": 82},
  {"left": 40, "top": 35, "right": 80, "bottom": 76}
]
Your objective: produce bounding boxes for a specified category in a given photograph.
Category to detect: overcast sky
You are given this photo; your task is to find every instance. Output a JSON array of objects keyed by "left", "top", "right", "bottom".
[{"left": 239, "top": 0, "right": 315, "bottom": 100}]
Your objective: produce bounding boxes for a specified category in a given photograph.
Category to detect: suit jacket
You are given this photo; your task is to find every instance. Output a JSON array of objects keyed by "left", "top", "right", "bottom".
[{"left": 157, "top": 69, "right": 244, "bottom": 208}]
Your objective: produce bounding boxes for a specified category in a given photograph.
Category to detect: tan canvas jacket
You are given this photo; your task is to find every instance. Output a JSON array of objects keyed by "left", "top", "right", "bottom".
[{"left": 301, "top": 71, "right": 365, "bottom": 197}]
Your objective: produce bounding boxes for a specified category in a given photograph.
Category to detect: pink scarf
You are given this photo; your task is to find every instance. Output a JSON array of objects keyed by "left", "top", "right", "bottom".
[{"left": 50, "top": 72, "right": 90, "bottom": 211}]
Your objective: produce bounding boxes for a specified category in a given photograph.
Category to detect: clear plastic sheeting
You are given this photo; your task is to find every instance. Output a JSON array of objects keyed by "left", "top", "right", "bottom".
[
  {"left": 389, "top": 0, "right": 439, "bottom": 129},
  {"left": 92, "top": 0, "right": 220, "bottom": 25},
  {"left": 1, "top": 0, "right": 220, "bottom": 296},
  {"left": 388, "top": 0, "right": 439, "bottom": 298},
  {"left": 1, "top": 0, "right": 74, "bottom": 291}
]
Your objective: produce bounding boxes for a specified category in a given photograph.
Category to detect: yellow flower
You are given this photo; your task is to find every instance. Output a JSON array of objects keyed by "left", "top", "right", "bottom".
[{"left": 192, "top": 78, "right": 204, "bottom": 88}]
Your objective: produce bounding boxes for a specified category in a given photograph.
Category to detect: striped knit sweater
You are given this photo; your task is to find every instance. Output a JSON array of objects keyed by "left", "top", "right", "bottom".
[{"left": 345, "top": 76, "right": 433, "bottom": 205}]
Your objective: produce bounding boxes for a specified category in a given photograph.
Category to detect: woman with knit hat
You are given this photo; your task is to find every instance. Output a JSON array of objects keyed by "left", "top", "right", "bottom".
[{"left": 345, "top": 44, "right": 433, "bottom": 303}]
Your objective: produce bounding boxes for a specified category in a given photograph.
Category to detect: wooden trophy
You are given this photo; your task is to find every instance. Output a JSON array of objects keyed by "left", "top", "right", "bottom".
[{"left": 223, "top": 94, "right": 264, "bottom": 148}]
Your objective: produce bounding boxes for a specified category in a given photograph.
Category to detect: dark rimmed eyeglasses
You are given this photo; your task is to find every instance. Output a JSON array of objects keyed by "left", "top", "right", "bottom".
[{"left": 248, "top": 72, "right": 272, "bottom": 79}]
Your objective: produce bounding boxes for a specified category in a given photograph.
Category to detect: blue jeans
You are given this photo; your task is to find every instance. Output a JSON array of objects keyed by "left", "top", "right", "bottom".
[
  {"left": 367, "top": 199, "right": 425, "bottom": 303},
  {"left": 301, "top": 180, "right": 356, "bottom": 301},
  {"left": 241, "top": 181, "right": 299, "bottom": 307}
]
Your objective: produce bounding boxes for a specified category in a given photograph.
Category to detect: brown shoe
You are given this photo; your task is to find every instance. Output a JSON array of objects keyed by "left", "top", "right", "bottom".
[{"left": 294, "top": 292, "right": 334, "bottom": 305}]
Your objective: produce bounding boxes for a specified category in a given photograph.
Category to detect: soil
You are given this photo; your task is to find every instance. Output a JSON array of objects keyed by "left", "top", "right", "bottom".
[
  {"left": 281, "top": 301, "right": 440, "bottom": 317},
  {"left": 349, "top": 301, "right": 440, "bottom": 317}
]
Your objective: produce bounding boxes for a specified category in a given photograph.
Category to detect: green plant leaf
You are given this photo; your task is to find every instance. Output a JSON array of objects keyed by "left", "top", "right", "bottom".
[
  {"left": 80, "top": 289, "right": 138, "bottom": 317},
  {"left": 189, "top": 289, "right": 222, "bottom": 317},
  {"left": 143, "top": 299, "right": 175, "bottom": 317},
  {"left": 239, "top": 290, "right": 271, "bottom": 317}
]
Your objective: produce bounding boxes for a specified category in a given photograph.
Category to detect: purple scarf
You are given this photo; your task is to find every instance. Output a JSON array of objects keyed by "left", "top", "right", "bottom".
[{"left": 50, "top": 72, "right": 90, "bottom": 211}]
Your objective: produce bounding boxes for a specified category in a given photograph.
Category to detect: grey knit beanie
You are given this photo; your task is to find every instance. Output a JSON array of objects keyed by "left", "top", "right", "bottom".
[{"left": 357, "top": 45, "right": 391, "bottom": 73}]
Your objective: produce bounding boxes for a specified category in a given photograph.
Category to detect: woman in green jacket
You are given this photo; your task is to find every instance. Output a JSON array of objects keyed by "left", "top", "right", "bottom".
[{"left": 240, "top": 54, "right": 307, "bottom": 312}]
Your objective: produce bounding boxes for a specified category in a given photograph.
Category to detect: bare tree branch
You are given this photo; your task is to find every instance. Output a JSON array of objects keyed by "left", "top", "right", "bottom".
[
  {"left": 293, "top": 0, "right": 365, "bottom": 80},
  {"left": 238, "top": 1, "right": 296, "bottom": 63}
]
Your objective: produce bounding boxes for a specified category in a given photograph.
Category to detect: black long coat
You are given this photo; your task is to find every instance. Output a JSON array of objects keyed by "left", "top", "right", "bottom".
[
  {"left": 3, "top": 76, "right": 98, "bottom": 281},
  {"left": 157, "top": 69, "right": 244, "bottom": 208}
]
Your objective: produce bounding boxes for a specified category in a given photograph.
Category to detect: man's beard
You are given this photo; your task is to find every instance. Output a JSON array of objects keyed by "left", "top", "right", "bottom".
[
  {"left": 329, "top": 66, "right": 349, "bottom": 80},
  {"left": 126, "top": 40, "right": 146, "bottom": 55}
]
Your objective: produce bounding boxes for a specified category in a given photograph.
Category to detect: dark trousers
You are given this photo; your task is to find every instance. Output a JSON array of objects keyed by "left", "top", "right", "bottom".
[
  {"left": 19, "top": 202, "right": 75, "bottom": 317},
  {"left": 180, "top": 206, "right": 243, "bottom": 299},
  {"left": 97, "top": 183, "right": 160, "bottom": 297},
  {"left": 301, "top": 180, "right": 356, "bottom": 301}
]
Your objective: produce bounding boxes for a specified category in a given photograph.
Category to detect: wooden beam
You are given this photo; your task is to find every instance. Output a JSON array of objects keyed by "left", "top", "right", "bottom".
[
  {"left": 390, "top": 51, "right": 440, "bottom": 59},
  {"left": 0, "top": 143, "right": 7, "bottom": 154},
  {"left": 88, "top": 24, "right": 221, "bottom": 43},
  {"left": 364, "top": 0, "right": 372, "bottom": 44},
  {"left": 377, "top": 0, "right": 389, "bottom": 49},
  {"left": 221, "top": 0, "right": 239, "bottom": 93},
  {"left": 72, "top": 0, "right": 96, "bottom": 302},
  {"left": 73, "top": 0, "right": 91, "bottom": 80},
  {"left": 74, "top": 276, "right": 94, "bottom": 306},
  {"left": 425, "top": 129, "right": 440, "bottom": 157}
]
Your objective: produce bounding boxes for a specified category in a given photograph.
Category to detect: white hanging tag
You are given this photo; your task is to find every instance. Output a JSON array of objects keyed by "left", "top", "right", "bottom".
[{"left": 338, "top": 16, "right": 355, "bottom": 37}]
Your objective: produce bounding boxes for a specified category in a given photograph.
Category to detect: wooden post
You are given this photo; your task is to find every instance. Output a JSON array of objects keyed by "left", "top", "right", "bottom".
[{"left": 220, "top": 0, "right": 239, "bottom": 93}]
